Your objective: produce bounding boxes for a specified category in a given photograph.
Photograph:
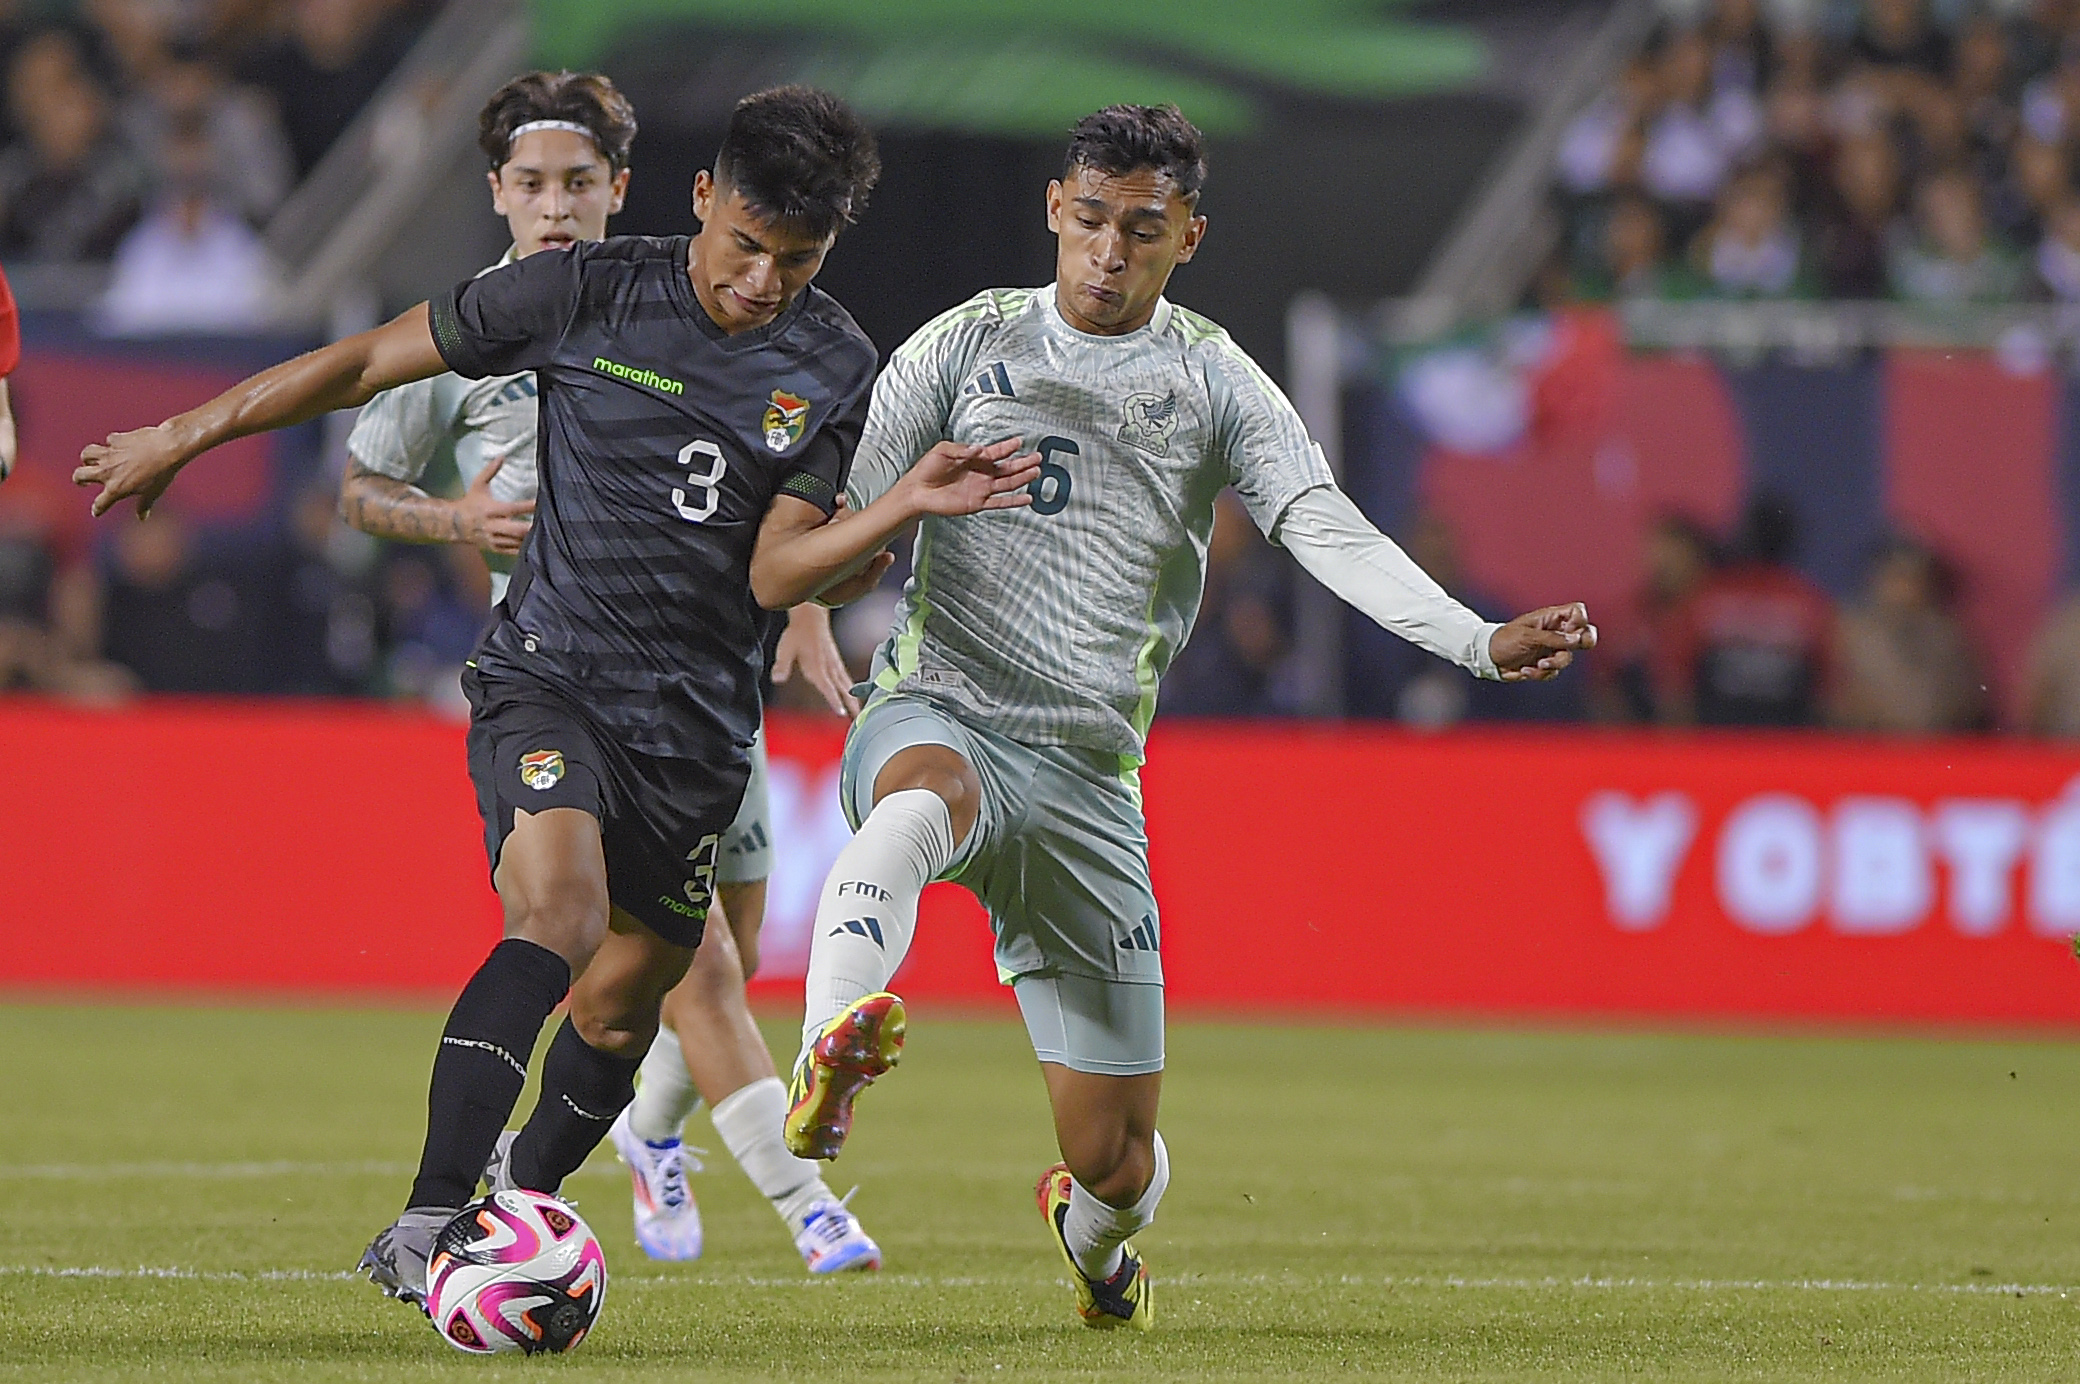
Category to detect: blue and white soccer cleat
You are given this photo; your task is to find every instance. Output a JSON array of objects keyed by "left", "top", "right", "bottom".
[
  {"left": 793, "top": 1195, "right": 882, "bottom": 1274},
  {"left": 607, "top": 1106, "right": 704, "bottom": 1262}
]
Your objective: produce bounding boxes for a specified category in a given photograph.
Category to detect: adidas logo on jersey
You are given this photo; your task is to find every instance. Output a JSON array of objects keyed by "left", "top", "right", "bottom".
[
  {"left": 961, "top": 362, "right": 1017, "bottom": 399},
  {"left": 1117, "top": 914, "right": 1161, "bottom": 953},
  {"left": 831, "top": 916, "right": 886, "bottom": 947}
]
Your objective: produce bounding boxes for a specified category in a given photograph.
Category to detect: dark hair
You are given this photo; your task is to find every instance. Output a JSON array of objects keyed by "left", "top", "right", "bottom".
[
  {"left": 1063, "top": 104, "right": 1207, "bottom": 203},
  {"left": 712, "top": 86, "right": 880, "bottom": 239},
  {"left": 478, "top": 70, "right": 638, "bottom": 173}
]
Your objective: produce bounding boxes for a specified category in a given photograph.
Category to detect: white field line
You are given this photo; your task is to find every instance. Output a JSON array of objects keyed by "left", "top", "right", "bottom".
[
  {"left": 0, "top": 1160, "right": 416, "bottom": 1180},
  {"left": 0, "top": 1160, "right": 633, "bottom": 1181},
  {"left": 0, "top": 1264, "right": 2072, "bottom": 1298}
]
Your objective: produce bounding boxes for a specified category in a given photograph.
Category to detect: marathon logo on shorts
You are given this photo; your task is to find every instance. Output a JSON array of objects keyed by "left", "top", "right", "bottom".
[{"left": 518, "top": 749, "right": 565, "bottom": 791}]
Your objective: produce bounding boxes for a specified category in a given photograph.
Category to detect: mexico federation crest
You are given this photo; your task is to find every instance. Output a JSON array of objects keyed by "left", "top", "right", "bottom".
[
  {"left": 762, "top": 389, "right": 810, "bottom": 452},
  {"left": 518, "top": 749, "right": 565, "bottom": 791},
  {"left": 1117, "top": 390, "right": 1180, "bottom": 456}
]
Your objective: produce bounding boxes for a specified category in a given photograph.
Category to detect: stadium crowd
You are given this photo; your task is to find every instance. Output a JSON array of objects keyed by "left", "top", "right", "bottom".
[
  {"left": 1555, "top": 0, "right": 2080, "bottom": 303},
  {"left": 0, "top": 0, "right": 432, "bottom": 328}
]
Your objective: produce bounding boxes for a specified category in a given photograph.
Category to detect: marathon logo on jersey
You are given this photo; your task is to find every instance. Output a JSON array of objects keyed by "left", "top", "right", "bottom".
[
  {"left": 1118, "top": 391, "right": 1180, "bottom": 456},
  {"left": 518, "top": 749, "right": 565, "bottom": 791},
  {"left": 762, "top": 390, "right": 811, "bottom": 452}
]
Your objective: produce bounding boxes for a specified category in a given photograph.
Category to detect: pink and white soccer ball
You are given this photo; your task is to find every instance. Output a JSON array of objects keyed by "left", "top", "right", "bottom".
[{"left": 425, "top": 1189, "right": 606, "bottom": 1354}]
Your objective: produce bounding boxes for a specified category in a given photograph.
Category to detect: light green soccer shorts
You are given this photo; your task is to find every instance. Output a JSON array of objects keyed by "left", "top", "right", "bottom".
[{"left": 839, "top": 694, "right": 1166, "bottom": 1076}]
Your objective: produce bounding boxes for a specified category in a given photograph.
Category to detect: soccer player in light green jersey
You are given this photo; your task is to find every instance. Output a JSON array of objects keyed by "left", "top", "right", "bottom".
[
  {"left": 336, "top": 70, "right": 882, "bottom": 1276},
  {"left": 749, "top": 103, "right": 1595, "bottom": 1330}
]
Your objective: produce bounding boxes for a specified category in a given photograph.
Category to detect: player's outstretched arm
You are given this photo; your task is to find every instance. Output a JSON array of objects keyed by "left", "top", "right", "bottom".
[
  {"left": 74, "top": 303, "right": 449, "bottom": 518},
  {"left": 748, "top": 437, "right": 1040, "bottom": 610},
  {"left": 1276, "top": 484, "right": 1594, "bottom": 682}
]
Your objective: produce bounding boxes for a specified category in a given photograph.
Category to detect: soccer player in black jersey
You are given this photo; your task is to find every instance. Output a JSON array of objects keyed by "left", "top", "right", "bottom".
[{"left": 74, "top": 85, "right": 1041, "bottom": 1311}]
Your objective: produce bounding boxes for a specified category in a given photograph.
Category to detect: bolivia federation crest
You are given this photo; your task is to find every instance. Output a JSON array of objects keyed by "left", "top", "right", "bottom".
[
  {"left": 762, "top": 390, "right": 810, "bottom": 452},
  {"left": 519, "top": 749, "right": 565, "bottom": 791}
]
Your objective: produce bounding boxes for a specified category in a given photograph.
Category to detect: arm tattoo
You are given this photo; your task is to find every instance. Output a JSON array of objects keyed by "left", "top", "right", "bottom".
[{"left": 339, "top": 460, "right": 464, "bottom": 544}]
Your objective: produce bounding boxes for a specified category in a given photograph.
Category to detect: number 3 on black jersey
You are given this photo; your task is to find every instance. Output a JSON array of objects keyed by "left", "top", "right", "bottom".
[{"left": 673, "top": 439, "right": 729, "bottom": 523}]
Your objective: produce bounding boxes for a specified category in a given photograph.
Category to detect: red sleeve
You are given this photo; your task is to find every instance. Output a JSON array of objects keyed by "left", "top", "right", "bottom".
[{"left": 0, "top": 264, "right": 19, "bottom": 377}]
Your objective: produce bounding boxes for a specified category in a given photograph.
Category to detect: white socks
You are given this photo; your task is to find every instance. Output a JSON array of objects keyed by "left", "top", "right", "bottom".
[
  {"left": 711, "top": 1077, "right": 831, "bottom": 1227},
  {"left": 627, "top": 1024, "right": 702, "bottom": 1143},
  {"left": 1062, "top": 1132, "right": 1169, "bottom": 1281},
  {"left": 630, "top": 1042, "right": 833, "bottom": 1229},
  {"left": 799, "top": 788, "right": 956, "bottom": 1052}
]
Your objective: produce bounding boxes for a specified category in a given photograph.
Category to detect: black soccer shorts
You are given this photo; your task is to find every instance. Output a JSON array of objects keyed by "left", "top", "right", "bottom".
[{"left": 462, "top": 667, "right": 748, "bottom": 949}]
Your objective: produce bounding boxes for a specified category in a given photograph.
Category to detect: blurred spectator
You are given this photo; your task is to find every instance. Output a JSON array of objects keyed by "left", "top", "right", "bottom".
[
  {"left": 1550, "top": 6, "right": 2080, "bottom": 307},
  {"left": 2033, "top": 193, "right": 2080, "bottom": 296},
  {"left": 1763, "top": 30, "right": 1832, "bottom": 209},
  {"left": 95, "top": 113, "right": 283, "bottom": 334},
  {"left": 1643, "top": 29, "right": 1764, "bottom": 232},
  {"left": 1889, "top": 167, "right": 2023, "bottom": 301},
  {"left": 1850, "top": 0, "right": 1950, "bottom": 80},
  {"left": 1663, "top": 493, "right": 1835, "bottom": 727},
  {"left": 1830, "top": 536, "right": 1985, "bottom": 733},
  {"left": 1702, "top": 0, "right": 1772, "bottom": 92},
  {"left": 0, "top": 515, "right": 132, "bottom": 699},
  {"left": 119, "top": 35, "right": 295, "bottom": 225},
  {"left": 268, "top": 482, "right": 381, "bottom": 695},
  {"left": 99, "top": 508, "right": 269, "bottom": 692},
  {"left": 1816, "top": 132, "right": 1902, "bottom": 296},
  {"left": 1823, "top": 134, "right": 1906, "bottom": 293},
  {"left": 1163, "top": 492, "right": 1306, "bottom": 718},
  {"left": 2003, "top": 135, "right": 2070, "bottom": 246},
  {"left": 1693, "top": 161, "right": 1809, "bottom": 296},
  {"left": 378, "top": 549, "right": 480, "bottom": 714},
  {"left": 2026, "top": 587, "right": 2080, "bottom": 736},
  {"left": 1578, "top": 193, "right": 1698, "bottom": 300},
  {"left": 0, "top": 28, "right": 149, "bottom": 263},
  {"left": 1557, "top": 53, "right": 1659, "bottom": 198},
  {"left": 1595, "top": 514, "right": 1717, "bottom": 724},
  {"left": 238, "top": 0, "right": 426, "bottom": 178}
]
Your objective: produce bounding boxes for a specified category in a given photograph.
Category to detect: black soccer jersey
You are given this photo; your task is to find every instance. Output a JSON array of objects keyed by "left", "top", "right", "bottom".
[{"left": 429, "top": 235, "right": 876, "bottom": 760}]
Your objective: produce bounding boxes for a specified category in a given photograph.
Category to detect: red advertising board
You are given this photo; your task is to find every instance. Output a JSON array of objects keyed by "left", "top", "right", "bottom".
[{"left": 5, "top": 701, "right": 2079, "bottom": 1025}]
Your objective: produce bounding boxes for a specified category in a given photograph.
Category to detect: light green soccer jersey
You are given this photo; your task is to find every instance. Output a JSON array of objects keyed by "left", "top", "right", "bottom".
[
  {"left": 849, "top": 286, "right": 1335, "bottom": 763},
  {"left": 344, "top": 250, "right": 537, "bottom": 603}
]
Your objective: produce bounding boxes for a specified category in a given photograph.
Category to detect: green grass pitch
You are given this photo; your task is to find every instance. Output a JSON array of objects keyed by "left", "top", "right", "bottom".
[{"left": 2, "top": 1002, "right": 2077, "bottom": 1381}]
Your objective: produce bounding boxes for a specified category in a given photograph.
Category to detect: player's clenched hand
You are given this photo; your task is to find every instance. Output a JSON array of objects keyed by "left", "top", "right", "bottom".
[
  {"left": 1488, "top": 602, "right": 1597, "bottom": 682},
  {"left": 457, "top": 451, "right": 535, "bottom": 555},
  {"left": 898, "top": 437, "right": 1042, "bottom": 517},
  {"left": 74, "top": 423, "right": 189, "bottom": 518}
]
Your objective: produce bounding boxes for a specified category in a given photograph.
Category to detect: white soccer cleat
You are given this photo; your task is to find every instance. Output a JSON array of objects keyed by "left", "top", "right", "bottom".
[
  {"left": 793, "top": 1196, "right": 882, "bottom": 1274},
  {"left": 608, "top": 1107, "right": 704, "bottom": 1262}
]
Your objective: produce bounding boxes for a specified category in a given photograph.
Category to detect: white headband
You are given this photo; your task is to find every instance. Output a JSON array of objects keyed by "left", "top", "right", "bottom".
[{"left": 507, "top": 120, "right": 601, "bottom": 153}]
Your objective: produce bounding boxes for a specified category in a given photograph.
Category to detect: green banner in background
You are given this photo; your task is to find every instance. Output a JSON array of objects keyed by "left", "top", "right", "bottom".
[{"left": 528, "top": 0, "right": 1488, "bottom": 136}]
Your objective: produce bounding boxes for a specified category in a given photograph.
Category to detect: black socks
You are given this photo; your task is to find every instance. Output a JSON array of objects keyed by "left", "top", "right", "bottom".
[
  {"left": 405, "top": 938, "right": 570, "bottom": 1211},
  {"left": 508, "top": 1017, "right": 645, "bottom": 1195}
]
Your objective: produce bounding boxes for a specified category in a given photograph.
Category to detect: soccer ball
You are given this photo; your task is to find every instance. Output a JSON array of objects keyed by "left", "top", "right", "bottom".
[{"left": 425, "top": 1189, "right": 606, "bottom": 1354}]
